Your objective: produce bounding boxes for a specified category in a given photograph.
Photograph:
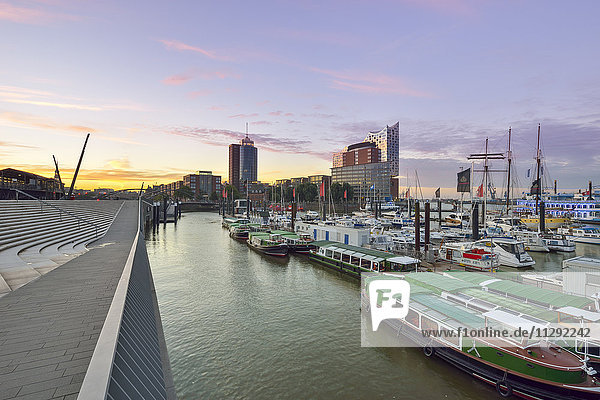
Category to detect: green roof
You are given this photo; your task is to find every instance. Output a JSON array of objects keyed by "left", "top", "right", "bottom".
[
  {"left": 405, "top": 272, "right": 478, "bottom": 294},
  {"left": 460, "top": 288, "right": 558, "bottom": 322},
  {"left": 311, "top": 240, "right": 396, "bottom": 259},
  {"left": 484, "top": 280, "right": 592, "bottom": 309},
  {"left": 444, "top": 271, "right": 497, "bottom": 285},
  {"left": 412, "top": 294, "right": 484, "bottom": 327},
  {"left": 271, "top": 230, "right": 298, "bottom": 237},
  {"left": 363, "top": 275, "right": 432, "bottom": 296}
]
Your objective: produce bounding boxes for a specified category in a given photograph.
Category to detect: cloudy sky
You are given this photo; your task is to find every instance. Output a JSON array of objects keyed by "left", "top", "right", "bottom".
[{"left": 1, "top": 0, "right": 599, "bottom": 195}]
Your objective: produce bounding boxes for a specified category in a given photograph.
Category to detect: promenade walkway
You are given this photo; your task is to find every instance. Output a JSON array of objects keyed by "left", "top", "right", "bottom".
[{"left": 0, "top": 201, "right": 145, "bottom": 399}]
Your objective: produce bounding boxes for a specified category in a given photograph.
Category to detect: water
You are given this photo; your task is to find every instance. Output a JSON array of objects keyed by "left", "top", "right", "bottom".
[{"left": 146, "top": 213, "right": 497, "bottom": 400}]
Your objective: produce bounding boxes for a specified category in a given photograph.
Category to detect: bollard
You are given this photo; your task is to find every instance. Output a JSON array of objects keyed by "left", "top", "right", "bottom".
[
  {"left": 415, "top": 200, "right": 420, "bottom": 254},
  {"left": 472, "top": 204, "right": 479, "bottom": 240},
  {"left": 424, "top": 202, "right": 430, "bottom": 247}
]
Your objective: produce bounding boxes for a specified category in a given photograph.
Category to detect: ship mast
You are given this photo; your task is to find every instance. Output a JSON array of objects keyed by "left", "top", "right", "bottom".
[
  {"left": 506, "top": 127, "right": 512, "bottom": 214},
  {"left": 535, "top": 124, "right": 541, "bottom": 215}
]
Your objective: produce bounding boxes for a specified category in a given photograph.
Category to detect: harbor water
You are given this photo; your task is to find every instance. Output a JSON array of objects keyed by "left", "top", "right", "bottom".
[
  {"left": 146, "top": 212, "right": 600, "bottom": 399},
  {"left": 147, "top": 212, "right": 496, "bottom": 399}
]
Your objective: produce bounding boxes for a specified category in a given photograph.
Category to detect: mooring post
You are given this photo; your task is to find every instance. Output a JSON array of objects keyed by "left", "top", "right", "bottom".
[
  {"left": 163, "top": 197, "right": 167, "bottom": 226},
  {"left": 472, "top": 204, "right": 479, "bottom": 240},
  {"left": 540, "top": 201, "right": 546, "bottom": 232},
  {"left": 414, "top": 200, "right": 420, "bottom": 255},
  {"left": 438, "top": 199, "right": 442, "bottom": 229},
  {"left": 424, "top": 202, "right": 430, "bottom": 249}
]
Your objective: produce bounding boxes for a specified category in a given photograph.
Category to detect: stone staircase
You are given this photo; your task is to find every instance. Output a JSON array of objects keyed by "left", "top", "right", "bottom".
[{"left": 0, "top": 200, "right": 124, "bottom": 295}]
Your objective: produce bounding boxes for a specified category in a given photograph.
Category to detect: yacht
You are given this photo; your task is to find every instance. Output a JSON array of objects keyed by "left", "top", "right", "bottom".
[
  {"left": 444, "top": 238, "right": 535, "bottom": 268},
  {"left": 558, "top": 227, "right": 600, "bottom": 245},
  {"left": 542, "top": 233, "right": 576, "bottom": 252}
]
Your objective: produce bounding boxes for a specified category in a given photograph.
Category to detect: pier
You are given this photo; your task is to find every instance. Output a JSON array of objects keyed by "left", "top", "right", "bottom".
[{"left": 0, "top": 199, "right": 175, "bottom": 399}]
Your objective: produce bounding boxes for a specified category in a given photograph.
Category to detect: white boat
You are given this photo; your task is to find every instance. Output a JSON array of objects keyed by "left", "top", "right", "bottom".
[
  {"left": 440, "top": 245, "right": 499, "bottom": 272},
  {"left": 511, "top": 230, "right": 550, "bottom": 252},
  {"left": 542, "top": 234, "right": 576, "bottom": 252},
  {"left": 558, "top": 226, "right": 600, "bottom": 245},
  {"left": 445, "top": 238, "right": 535, "bottom": 268},
  {"left": 444, "top": 212, "right": 469, "bottom": 227}
]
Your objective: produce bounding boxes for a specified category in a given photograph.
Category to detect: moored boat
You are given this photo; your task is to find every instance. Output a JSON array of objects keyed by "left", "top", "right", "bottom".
[
  {"left": 309, "top": 240, "right": 420, "bottom": 277},
  {"left": 439, "top": 245, "right": 499, "bottom": 272},
  {"left": 362, "top": 273, "right": 600, "bottom": 399},
  {"left": 443, "top": 238, "right": 535, "bottom": 268},
  {"left": 270, "top": 230, "right": 315, "bottom": 253},
  {"left": 247, "top": 232, "right": 289, "bottom": 257},
  {"left": 558, "top": 227, "right": 600, "bottom": 245}
]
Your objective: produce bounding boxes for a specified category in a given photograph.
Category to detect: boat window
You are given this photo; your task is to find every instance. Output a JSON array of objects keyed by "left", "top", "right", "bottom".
[
  {"left": 421, "top": 316, "right": 438, "bottom": 332},
  {"left": 406, "top": 309, "right": 419, "bottom": 327}
]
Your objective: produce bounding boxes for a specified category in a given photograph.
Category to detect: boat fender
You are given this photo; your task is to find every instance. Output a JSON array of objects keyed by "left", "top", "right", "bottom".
[
  {"left": 495, "top": 379, "right": 512, "bottom": 398},
  {"left": 423, "top": 344, "right": 434, "bottom": 357}
]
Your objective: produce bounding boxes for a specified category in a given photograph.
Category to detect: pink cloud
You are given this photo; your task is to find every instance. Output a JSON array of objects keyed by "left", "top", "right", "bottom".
[
  {"left": 188, "top": 90, "right": 212, "bottom": 98},
  {"left": 159, "top": 39, "right": 232, "bottom": 61},
  {"left": 252, "top": 120, "right": 273, "bottom": 125},
  {"left": 0, "top": 2, "right": 80, "bottom": 24},
  {"left": 162, "top": 73, "right": 194, "bottom": 86},
  {"left": 209, "top": 105, "right": 225, "bottom": 111},
  {"left": 311, "top": 67, "right": 433, "bottom": 97},
  {"left": 269, "top": 110, "right": 283, "bottom": 116},
  {"left": 228, "top": 113, "right": 259, "bottom": 119},
  {"left": 162, "top": 69, "right": 239, "bottom": 86}
]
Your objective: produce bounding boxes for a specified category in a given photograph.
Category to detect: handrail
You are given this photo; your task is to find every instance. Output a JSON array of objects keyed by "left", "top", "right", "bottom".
[
  {"left": 77, "top": 197, "right": 142, "bottom": 399},
  {"left": 9, "top": 188, "right": 100, "bottom": 237}
]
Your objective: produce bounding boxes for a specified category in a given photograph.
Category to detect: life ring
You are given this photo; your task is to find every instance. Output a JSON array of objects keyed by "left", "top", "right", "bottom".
[
  {"left": 423, "top": 344, "right": 434, "bottom": 357},
  {"left": 495, "top": 379, "right": 512, "bottom": 397}
]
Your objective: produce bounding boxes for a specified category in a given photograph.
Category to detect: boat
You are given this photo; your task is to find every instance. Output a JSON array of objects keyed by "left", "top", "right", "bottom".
[
  {"left": 229, "top": 223, "right": 250, "bottom": 241},
  {"left": 309, "top": 241, "right": 420, "bottom": 277},
  {"left": 542, "top": 233, "right": 576, "bottom": 252},
  {"left": 443, "top": 238, "right": 535, "bottom": 268},
  {"left": 444, "top": 212, "right": 469, "bottom": 227},
  {"left": 520, "top": 215, "right": 570, "bottom": 230},
  {"left": 247, "top": 232, "right": 289, "bottom": 257},
  {"left": 439, "top": 245, "right": 499, "bottom": 272},
  {"left": 222, "top": 217, "right": 249, "bottom": 229},
  {"left": 558, "top": 227, "right": 600, "bottom": 245},
  {"left": 270, "top": 230, "right": 315, "bottom": 254},
  {"left": 362, "top": 272, "right": 600, "bottom": 399},
  {"left": 511, "top": 230, "right": 550, "bottom": 252}
]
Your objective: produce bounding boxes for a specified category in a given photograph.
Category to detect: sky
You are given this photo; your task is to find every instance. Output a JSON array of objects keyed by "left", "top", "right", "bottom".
[{"left": 1, "top": 0, "right": 600, "bottom": 196}]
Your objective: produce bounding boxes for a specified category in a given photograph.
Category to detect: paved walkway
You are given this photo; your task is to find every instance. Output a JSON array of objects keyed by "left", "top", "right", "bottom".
[{"left": 0, "top": 201, "right": 138, "bottom": 400}]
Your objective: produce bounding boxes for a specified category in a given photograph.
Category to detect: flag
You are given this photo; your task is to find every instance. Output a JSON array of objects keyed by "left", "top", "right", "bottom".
[
  {"left": 527, "top": 169, "right": 530, "bottom": 178},
  {"left": 457, "top": 168, "right": 470, "bottom": 192},
  {"left": 476, "top": 184, "right": 484, "bottom": 197},
  {"left": 370, "top": 184, "right": 375, "bottom": 190},
  {"left": 319, "top": 180, "right": 325, "bottom": 197},
  {"left": 222, "top": 188, "right": 225, "bottom": 197},
  {"left": 530, "top": 178, "right": 541, "bottom": 195},
  {"left": 435, "top": 188, "right": 440, "bottom": 198},
  {"left": 343, "top": 190, "right": 347, "bottom": 199},
  {"left": 405, "top": 188, "right": 410, "bottom": 198},
  {"left": 293, "top": 187, "right": 296, "bottom": 199}
]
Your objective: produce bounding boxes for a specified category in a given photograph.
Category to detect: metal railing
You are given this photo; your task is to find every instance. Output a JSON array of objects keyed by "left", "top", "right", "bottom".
[{"left": 8, "top": 188, "right": 100, "bottom": 238}]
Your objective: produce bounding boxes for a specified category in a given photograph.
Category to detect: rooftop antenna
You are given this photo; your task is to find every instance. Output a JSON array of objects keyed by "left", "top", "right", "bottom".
[
  {"left": 246, "top": 122, "right": 249, "bottom": 137},
  {"left": 67, "top": 133, "right": 90, "bottom": 200}
]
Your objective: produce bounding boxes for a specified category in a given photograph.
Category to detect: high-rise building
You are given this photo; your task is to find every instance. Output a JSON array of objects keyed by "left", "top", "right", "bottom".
[
  {"left": 363, "top": 122, "right": 399, "bottom": 176},
  {"left": 183, "top": 171, "right": 222, "bottom": 199},
  {"left": 229, "top": 134, "right": 258, "bottom": 190}
]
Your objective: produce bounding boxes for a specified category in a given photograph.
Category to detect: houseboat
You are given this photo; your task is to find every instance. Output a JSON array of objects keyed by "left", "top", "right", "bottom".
[
  {"left": 247, "top": 232, "right": 288, "bottom": 257},
  {"left": 443, "top": 238, "right": 535, "bottom": 268},
  {"left": 309, "top": 241, "right": 420, "bottom": 277}
]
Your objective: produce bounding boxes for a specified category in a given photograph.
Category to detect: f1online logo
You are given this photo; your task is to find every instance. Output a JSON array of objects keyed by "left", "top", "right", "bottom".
[{"left": 369, "top": 279, "right": 411, "bottom": 331}]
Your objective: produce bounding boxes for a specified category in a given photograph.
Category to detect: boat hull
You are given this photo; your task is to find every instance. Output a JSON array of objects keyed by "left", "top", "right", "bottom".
[
  {"left": 363, "top": 305, "right": 600, "bottom": 400},
  {"left": 247, "top": 242, "right": 289, "bottom": 257}
]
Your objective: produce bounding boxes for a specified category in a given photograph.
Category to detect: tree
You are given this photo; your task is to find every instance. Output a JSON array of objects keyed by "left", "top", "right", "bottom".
[
  {"left": 209, "top": 191, "right": 218, "bottom": 201},
  {"left": 304, "top": 183, "right": 318, "bottom": 202},
  {"left": 331, "top": 182, "right": 343, "bottom": 202},
  {"left": 174, "top": 185, "right": 194, "bottom": 201},
  {"left": 224, "top": 184, "right": 242, "bottom": 200}
]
